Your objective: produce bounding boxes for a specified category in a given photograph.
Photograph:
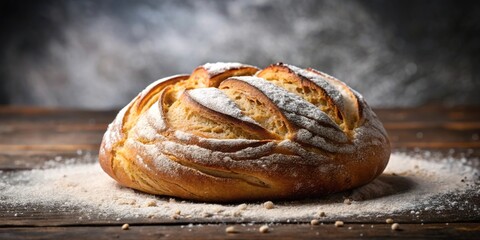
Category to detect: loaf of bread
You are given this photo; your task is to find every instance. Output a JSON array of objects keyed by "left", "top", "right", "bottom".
[{"left": 99, "top": 62, "right": 390, "bottom": 202}]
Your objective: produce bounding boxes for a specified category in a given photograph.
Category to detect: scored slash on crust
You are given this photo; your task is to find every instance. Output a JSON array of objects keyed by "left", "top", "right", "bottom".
[{"left": 99, "top": 62, "right": 391, "bottom": 202}]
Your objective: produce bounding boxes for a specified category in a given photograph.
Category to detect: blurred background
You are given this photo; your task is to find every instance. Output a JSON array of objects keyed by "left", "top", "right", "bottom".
[{"left": 0, "top": 0, "right": 479, "bottom": 109}]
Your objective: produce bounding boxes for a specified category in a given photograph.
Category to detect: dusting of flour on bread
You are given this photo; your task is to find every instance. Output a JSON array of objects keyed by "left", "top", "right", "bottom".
[
  {"left": 188, "top": 88, "right": 259, "bottom": 125},
  {"left": 203, "top": 62, "right": 256, "bottom": 76}
]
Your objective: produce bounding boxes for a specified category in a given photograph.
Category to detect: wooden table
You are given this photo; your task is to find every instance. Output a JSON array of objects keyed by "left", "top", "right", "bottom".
[{"left": 0, "top": 106, "right": 479, "bottom": 239}]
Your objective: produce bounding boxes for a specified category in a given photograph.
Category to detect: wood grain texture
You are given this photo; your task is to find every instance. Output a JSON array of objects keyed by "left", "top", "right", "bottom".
[
  {"left": 0, "top": 223, "right": 479, "bottom": 240},
  {"left": 0, "top": 106, "right": 479, "bottom": 239}
]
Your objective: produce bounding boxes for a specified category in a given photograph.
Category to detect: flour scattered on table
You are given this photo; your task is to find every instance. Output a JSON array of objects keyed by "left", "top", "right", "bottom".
[{"left": 0, "top": 153, "right": 478, "bottom": 222}]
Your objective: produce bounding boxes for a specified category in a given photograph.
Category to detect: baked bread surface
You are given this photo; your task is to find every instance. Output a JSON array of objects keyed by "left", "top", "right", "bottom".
[{"left": 99, "top": 62, "right": 390, "bottom": 202}]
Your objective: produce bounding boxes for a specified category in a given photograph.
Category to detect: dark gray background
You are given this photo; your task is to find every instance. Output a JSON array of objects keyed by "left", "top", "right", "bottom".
[{"left": 1, "top": 0, "right": 479, "bottom": 109}]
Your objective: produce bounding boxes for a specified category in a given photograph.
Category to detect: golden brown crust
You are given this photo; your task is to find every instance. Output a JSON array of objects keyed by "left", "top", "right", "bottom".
[
  {"left": 257, "top": 63, "right": 343, "bottom": 127},
  {"left": 189, "top": 64, "right": 259, "bottom": 88},
  {"left": 99, "top": 62, "right": 390, "bottom": 202},
  {"left": 219, "top": 78, "right": 297, "bottom": 138}
]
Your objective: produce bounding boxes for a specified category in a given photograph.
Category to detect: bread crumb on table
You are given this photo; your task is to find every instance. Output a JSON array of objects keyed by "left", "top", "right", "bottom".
[
  {"left": 391, "top": 223, "right": 400, "bottom": 230},
  {"left": 310, "top": 219, "right": 320, "bottom": 225},
  {"left": 259, "top": 225, "right": 269, "bottom": 233},
  {"left": 386, "top": 218, "right": 394, "bottom": 224},
  {"left": 263, "top": 201, "right": 274, "bottom": 209},
  {"left": 121, "top": 223, "right": 129, "bottom": 230},
  {"left": 334, "top": 221, "right": 344, "bottom": 227},
  {"left": 225, "top": 226, "right": 238, "bottom": 233}
]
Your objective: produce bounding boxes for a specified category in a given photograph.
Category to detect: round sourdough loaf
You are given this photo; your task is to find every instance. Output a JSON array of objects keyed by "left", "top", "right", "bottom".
[{"left": 99, "top": 62, "right": 390, "bottom": 202}]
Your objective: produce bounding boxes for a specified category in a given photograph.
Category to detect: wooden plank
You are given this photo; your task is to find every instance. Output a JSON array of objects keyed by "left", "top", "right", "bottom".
[
  {"left": 375, "top": 106, "right": 480, "bottom": 122},
  {"left": 0, "top": 107, "right": 109, "bottom": 169},
  {"left": 0, "top": 223, "right": 479, "bottom": 240},
  {"left": 0, "top": 106, "right": 116, "bottom": 120},
  {"left": 387, "top": 128, "right": 480, "bottom": 142},
  {"left": 0, "top": 151, "right": 97, "bottom": 170}
]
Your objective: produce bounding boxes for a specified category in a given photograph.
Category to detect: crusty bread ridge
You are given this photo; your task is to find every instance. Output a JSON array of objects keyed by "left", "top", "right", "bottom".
[{"left": 99, "top": 62, "right": 390, "bottom": 202}]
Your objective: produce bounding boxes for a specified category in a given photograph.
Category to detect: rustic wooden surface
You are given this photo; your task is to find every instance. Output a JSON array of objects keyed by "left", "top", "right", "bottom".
[
  {"left": 0, "top": 106, "right": 479, "bottom": 239},
  {"left": 1, "top": 223, "right": 480, "bottom": 240}
]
